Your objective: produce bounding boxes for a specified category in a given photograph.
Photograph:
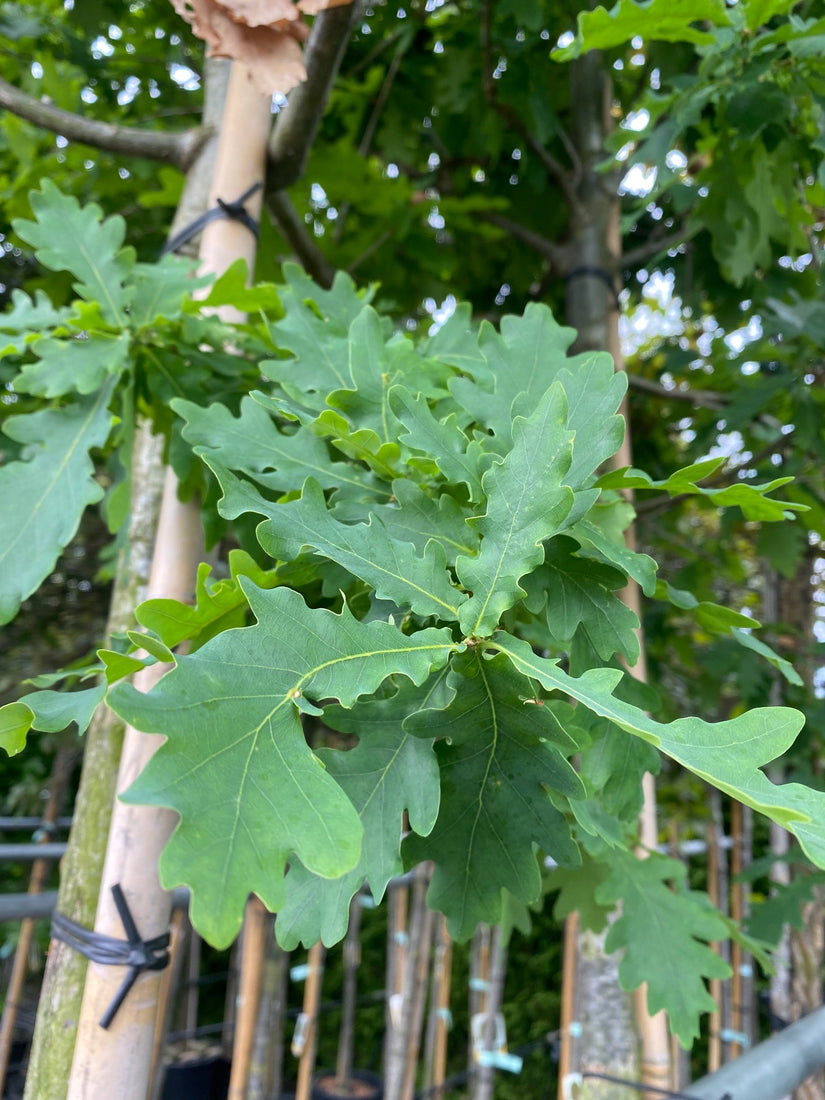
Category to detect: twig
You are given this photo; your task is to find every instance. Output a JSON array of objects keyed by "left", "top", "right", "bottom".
[
  {"left": 478, "top": 210, "right": 568, "bottom": 267},
  {"left": 268, "top": 1, "right": 362, "bottom": 190},
  {"left": 627, "top": 373, "right": 727, "bottom": 410},
  {"left": 481, "top": 0, "right": 579, "bottom": 212},
  {"left": 0, "top": 75, "right": 209, "bottom": 168},
  {"left": 267, "top": 189, "right": 336, "bottom": 288},
  {"left": 621, "top": 225, "right": 694, "bottom": 268}
]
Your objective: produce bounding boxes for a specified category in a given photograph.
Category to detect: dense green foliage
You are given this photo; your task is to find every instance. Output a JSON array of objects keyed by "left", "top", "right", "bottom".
[
  {"left": 2, "top": 0, "right": 825, "bottom": 1057},
  {"left": 0, "top": 187, "right": 820, "bottom": 1045}
]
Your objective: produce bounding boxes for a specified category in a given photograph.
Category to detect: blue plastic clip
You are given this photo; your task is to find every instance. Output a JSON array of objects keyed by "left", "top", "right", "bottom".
[
  {"left": 720, "top": 1028, "right": 751, "bottom": 1048},
  {"left": 290, "top": 963, "right": 311, "bottom": 982}
]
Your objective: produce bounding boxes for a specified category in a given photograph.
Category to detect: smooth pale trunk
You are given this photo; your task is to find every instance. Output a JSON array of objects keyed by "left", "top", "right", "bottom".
[
  {"left": 558, "top": 43, "right": 671, "bottom": 1099},
  {"left": 66, "top": 64, "right": 270, "bottom": 1100}
]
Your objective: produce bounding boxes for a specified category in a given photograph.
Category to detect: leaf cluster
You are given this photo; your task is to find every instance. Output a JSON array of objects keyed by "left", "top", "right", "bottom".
[{"left": 0, "top": 184, "right": 819, "bottom": 1047}]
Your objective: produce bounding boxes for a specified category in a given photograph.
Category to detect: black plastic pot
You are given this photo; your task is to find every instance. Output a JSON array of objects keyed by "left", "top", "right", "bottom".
[
  {"left": 161, "top": 1053, "right": 231, "bottom": 1100},
  {"left": 312, "top": 1069, "right": 383, "bottom": 1100}
]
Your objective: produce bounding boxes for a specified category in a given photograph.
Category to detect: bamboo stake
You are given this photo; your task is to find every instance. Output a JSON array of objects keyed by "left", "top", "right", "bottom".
[
  {"left": 148, "top": 906, "right": 190, "bottom": 1100},
  {"left": 557, "top": 911, "right": 579, "bottom": 1100},
  {"left": 474, "top": 925, "right": 508, "bottom": 1100},
  {"left": 468, "top": 925, "right": 491, "bottom": 1085},
  {"left": 66, "top": 63, "right": 271, "bottom": 1100},
  {"left": 706, "top": 817, "right": 722, "bottom": 1074},
  {"left": 183, "top": 923, "right": 201, "bottom": 1046},
  {"left": 383, "top": 880, "right": 409, "bottom": 1080},
  {"left": 400, "top": 870, "right": 435, "bottom": 1100},
  {"left": 228, "top": 896, "right": 270, "bottom": 1100},
  {"left": 336, "top": 896, "right": 364, "bottom": 1090},
  {"left": 0, "top": 745, "right": 74, "bottom": 1095},
  {"left": 248, "top": 917, "right": 288, "bottom": 1100},
  {"left": 295, "top": 942, "right": 327, "bottom": 1100},
  {"left": 422, "top": 913, "right": 452, "bottom": 1095}
]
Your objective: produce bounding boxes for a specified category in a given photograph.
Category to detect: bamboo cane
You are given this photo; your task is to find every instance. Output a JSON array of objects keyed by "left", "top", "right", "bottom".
[
  {"left": 422, "top": 913, "right": 452, "bottom": 1096},
  {"left": 228, "top": 896, "right": 270, "bottom": 1100},
  {"left": 335, "top": 896, "right": 364, "bottom": 1091},
  {"left": 65, "top": 62, "right": 271, "bottom": 1100},
  {"left": 0, "top": 745, "right": 74, "bottom": 1095},
  {"left": 148, "top": 906, "right": 190, "bottom": 1100},
  {"left": 247, "top": 916, "right": 288, "bottom": 1100},
  {"left": 557, "top": 911, "right": 579, "bottom": 1100},
  {"left": 383, "top": 880, "right": 409, "bottom": 1081},
  {"left": 397, "top": 867, "right": 434, "bottom": 1100},
  {"left": 295, "top": 941, "right": 327, "bottom": 1100},
  {"left": 473, "top": 924, "right": 508, "bottom": 1100},
  {"left": 706, "top": 817, "right": 723, "bottom": 1074}
]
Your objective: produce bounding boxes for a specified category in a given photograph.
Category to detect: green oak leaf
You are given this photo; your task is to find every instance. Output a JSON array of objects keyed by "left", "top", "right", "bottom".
[
  {"left": 135, "top": 554, "right": 280, "bottom": 651},
  {"left": 17, "top": 333, "right": 130, "bottom": 397},
  {"left": 527, "top": 536, "right": 640, "bottom": 663},
  {"left": 456, "top": 384, "right": 575, "bottom": 636},
  {"left": 568, "top": 517, "right": 658, "bottom": 596},
  {"left": 448, "top": 307, "right": 625, "bottom": 478},
  {"left": 275, "top": 676, "right": 445, "bottom": 949},
  {"left": 419, "top": 303, "right": 485, "bottom": 376},
  {"left": 263, "top": 265, "right": 370, "bottom": 407},
  {"left": 200, "top": 259, "right": 283, "bottom": 314},
  {"left": 255, "top": 478, "right": 466, "bottom": 620},
  {"left": 731, "top": 628, "right": 803, "bottom": 687},
  {"left": 596, "top": 463, "right": 806, "bottom": 521},
  {"left": 403, "top": 651, "right": 583, "bottom": 940},
  {"left": 494, "top": 633, "right": 825, "bottom": 866},
  {"left": 552, "top": 0, "right": 730, "bottom": 60},
  {"left": 597, "top": 851, "right": 731, "bottom": 1048},
  {"left": 546, "top": 854, "right": 612, "bottom": 933},
  {"left": 129, "top": 256, "right": 207, "bottom": 326},
  {"left": 109, "top": 582, "right": 458, "bottom": 947},
  {"left": 12, "top": 180, "right": 135, "bottom": 325},
  {"left": 0, "top": 383, "right": 116, "bottom": 625},
  {"left": 0, "top": 702, "right": 36, "bottom": 756},
  {"left": 390, "top": 386, "right": 488, "bottom": 500},
  {"left": 174, "top": 395, "right": 375, "bottom": 498},
  {"left": 0, "top": 287, "right": 75, "bottom": 337},
  {"left": 18, "top": 684, "right": 105, "bottom": 734}
]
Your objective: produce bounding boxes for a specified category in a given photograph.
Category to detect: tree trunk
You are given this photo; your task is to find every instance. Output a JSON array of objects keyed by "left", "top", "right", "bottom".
[
  {"left": 21, "top": 59, "right": 230, "bottom": 1100},
  {"left": 561, "top": 42, "right": 669, "bottom": 1098},
  {"left": 65, "top": 61, "right": 270, "bottom": 1100}
]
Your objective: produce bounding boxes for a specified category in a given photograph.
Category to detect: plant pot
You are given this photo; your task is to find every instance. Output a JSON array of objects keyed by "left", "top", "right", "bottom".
[
  {"left": 160, "top": 1052, "right": 231, "bottom": 1100},
  {"left": 312, "top": 1069, "right": 383, "bottom": 1100}
]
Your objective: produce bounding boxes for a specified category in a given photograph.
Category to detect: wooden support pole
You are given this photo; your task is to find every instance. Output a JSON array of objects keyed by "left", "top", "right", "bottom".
[{"left": 66, "top": 62, "right": 271, "bottom": 1100}]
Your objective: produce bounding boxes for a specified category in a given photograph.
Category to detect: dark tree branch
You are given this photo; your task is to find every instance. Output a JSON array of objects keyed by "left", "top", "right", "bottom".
[
  {"left": 481, "top": 0, "right": 580, "bottom": 214},
  {"left": 621, "top": 225, "right": 694, "bottom": 269},
  {"left": 479, "top": 211, "right": 569, "bottom": 268},
  {"left": 267, "top": 2, "right": 362, "bottom": 190},
  {"left": 0, "top": 75, "right": 209, "bottom": 168},
  {"left": 627, "top": 373, "right": 728, "bottom": 410},
  {"left": 267, "top": 189, "right": 336, "bottom": 288}
]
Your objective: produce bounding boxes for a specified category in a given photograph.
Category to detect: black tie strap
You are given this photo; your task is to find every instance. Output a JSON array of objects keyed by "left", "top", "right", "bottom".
[
  {"left": 161, "top": 181, "right": 262, "bottom": 256},
  {"left": 51, "top": 883, "right": 170, "bottom": 1029}
]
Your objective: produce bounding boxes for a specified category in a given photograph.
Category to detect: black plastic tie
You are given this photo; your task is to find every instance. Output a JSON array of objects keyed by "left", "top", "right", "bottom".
[
  {"left": 51, "top": 883, "right": 170, "bottom": 1029},
  {"left": 161, "top": 181, "right": 262, "bottom": 256}
]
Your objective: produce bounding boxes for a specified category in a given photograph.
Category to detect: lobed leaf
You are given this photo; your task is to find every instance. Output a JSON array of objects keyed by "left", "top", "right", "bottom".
[
  {"left": 495, "top": 633, "right": 825, "bottom": 867},
  {"left": 456, "top": 384, "right": 575, "bottom": 636},
  {"left": 255, "top": 478, "right": 466, "bottom": 620},
  {"left": 109, "top": 583, "right": 458, "bottom": 947},
  {"left": 0, "top": 383, "right": 116, "bottom": 625},
  {"left": 597, "top": 851, "right": 731, "bottom": 1048},
  {"left": 12, "top": 180, "right": 135, "bottom": 325},
  {"left": 404, "top": 651, "right": 583, "bottom": 940},
  {"left": 275, "top": 676, "right": 445, "bottom": 948}
]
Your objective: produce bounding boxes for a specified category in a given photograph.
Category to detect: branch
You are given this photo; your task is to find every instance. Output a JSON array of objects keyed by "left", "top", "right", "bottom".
[
  {"left": 267, "top": 2, "right": 362, "bottom": 190},
  {"left": 479, "top": 211, "right": 568, "bottom": 267},
  {"left": 621, "top": 225, "right": 694, "bottom": 269},
  {"left": 481, "top": 0, "right": 579, "bottom": 212},
  {"left": 267, "top": 189, "right": 336, "bottom": 288},
  {"left": 0, "top": 75, "right": 209, "bottom": 168},
  {"left": 627, "top": 373, "right": 727, "bottom": 411}
]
